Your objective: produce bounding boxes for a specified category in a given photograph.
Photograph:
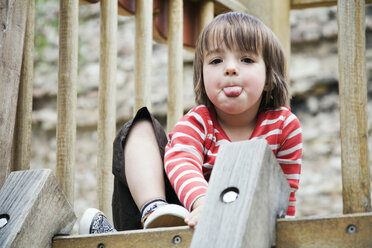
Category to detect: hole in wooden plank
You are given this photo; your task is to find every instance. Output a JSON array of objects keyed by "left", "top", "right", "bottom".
[
  {"left": 346, "top": 224, "right": 357, "bottom": 234},
  {"left": 0, "top": 214, "right": 9, "bottom": 229},
  {"left": 220, "top": 187, "right": 239, "bottom": 204}
]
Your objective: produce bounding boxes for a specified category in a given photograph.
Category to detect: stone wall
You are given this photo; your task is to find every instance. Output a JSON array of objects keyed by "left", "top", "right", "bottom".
[{"left": 30, "top": 0, "right": 372, "bottom": 227}]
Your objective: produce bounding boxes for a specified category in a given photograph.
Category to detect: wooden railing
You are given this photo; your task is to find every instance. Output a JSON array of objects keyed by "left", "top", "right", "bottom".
[{"left": 0, "top": 0, "right": 371, "bottom": 247}]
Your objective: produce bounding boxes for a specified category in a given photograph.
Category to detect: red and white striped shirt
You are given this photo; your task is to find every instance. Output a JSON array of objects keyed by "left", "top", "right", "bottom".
[{"left": 164, "top": 105, "right": 302, "bottom": 216}]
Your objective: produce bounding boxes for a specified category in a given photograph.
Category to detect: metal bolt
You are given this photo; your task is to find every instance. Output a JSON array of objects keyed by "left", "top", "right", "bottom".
[
  {"left": 346, "top": 224, "right": 357, "bottom": 234},
  {"left": 173, "top": 235, "right": 182, "bottom": 245},
  {"left": 97, "top": 243, "right": 105, "bottom": 248}
]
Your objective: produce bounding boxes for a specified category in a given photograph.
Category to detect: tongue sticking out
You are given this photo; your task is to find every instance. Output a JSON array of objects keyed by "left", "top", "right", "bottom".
[{"left": 223, "top": 86, "right": 242, "bottom": 97}]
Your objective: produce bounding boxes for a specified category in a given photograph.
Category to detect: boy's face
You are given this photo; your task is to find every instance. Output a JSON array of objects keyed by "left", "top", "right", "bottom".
[{"left": 202, "top": 44, "right": 266, "bottom": 116}]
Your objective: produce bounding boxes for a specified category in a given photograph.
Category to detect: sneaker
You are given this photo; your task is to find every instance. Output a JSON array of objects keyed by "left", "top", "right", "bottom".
[
  {"left": 79, "top": 208, "right": 117, "bottom": 234},
  {"left": 143, "top": 204, "right": 189, "bottom": 229}
]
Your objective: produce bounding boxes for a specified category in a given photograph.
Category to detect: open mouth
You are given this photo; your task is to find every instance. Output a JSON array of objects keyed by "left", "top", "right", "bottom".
[{"left": 223, "top": 86, "right": 242, "bottom": 97}]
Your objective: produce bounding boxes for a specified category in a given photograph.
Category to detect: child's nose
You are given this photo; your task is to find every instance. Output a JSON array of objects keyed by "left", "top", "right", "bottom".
[{"left": 224, "top": 67, "right": 239, "bottom": 76}]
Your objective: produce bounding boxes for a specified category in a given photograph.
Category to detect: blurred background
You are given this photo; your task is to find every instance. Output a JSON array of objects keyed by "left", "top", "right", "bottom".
[{"left": 31, "top": 0, "right": 372, "bottom": 226}]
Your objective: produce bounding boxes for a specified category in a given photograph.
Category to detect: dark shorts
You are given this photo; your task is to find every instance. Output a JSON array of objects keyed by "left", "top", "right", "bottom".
[{"left": 111, "top": 107, "right": 182, "bottom": 231}]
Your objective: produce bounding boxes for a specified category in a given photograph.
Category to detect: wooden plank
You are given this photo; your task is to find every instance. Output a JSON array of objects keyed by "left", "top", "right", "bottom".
[
  {"left": 134, "top": 0, "right": 152, "bottom": 112},
  {"left": 0, "top": 170, "right": 76, "bottom": 248},
  {"left": 97, "top": 0, "right": 117, "bottom": 223},
  {"left": 56, "top": 0, "right": 79, "bottom": 205},
  {"left": 0, "top": 0, "right": 28, "bottom": 188},
  {"left": 244, "top": 0, "right": 291, "bottom": 82},
  {"left": 167, "top": 0, "right": 183, "bottom": 133},
  {"left": 191, "top": 140, "right": 290, "bottom": 248},
  {"left": 337, "top": 0, "right": 371, "bottom": 214},
  {"left": 53, "top": 226, "right": 193, "bottom": 248},
  {"left": 11, "top": 0, "right": 35, "bottom": 172},
  {"left": 291, "top": 0, "right": 372, "bottom": 9},
  {"left": 277, "top": 212, "right": 372, "bottom": 247}
]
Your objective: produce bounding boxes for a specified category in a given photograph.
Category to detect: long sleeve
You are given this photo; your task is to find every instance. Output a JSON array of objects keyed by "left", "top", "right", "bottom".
[
  {"left": 164, "top": 107, "right": 211, "bottom": 211},
  {"left": 277, "top": 111, "right": 302, "bottom": 216}
]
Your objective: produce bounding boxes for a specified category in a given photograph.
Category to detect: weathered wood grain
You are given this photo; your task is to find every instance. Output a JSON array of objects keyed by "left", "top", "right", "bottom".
[
  {"left": 56, "top": 0, "right": 79, "bottom": 206},
  {"left": 0, "top": 169, "right": 76, "bottom": 248},
  {"left": 191, "top": 140, "right": 290, "bottom": 248},
  {"left": 0, "top": 0, "right": 28, "bottom": 188},
  {"left": 167, "top": 0, "right": 183, "bottom": 133},
  {"left": 277, "top": 212, "right": 372, "bottom": 247},
  {"left": 134, "top": 0, "right": 152, "bottom": 112},
  {"left": 337, "top": 0, "right": 371, "bottom": 214},
  {"left": 11, "top": 0, "right": 35, "bottom": 172},
  {"left": 53, "top": 226, "right": 193, "bottom": 248},
  {"left": 97, "top": 0, "right": 117, "bottom": 224}
]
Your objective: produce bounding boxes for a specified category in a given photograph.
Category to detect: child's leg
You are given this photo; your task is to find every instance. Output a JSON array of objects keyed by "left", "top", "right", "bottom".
[
  {"left": 124, "top": 119, "right": 166, "bottom": 210},
  {"left": 112, "top": 107, "right": 184, "bottom": 231}
]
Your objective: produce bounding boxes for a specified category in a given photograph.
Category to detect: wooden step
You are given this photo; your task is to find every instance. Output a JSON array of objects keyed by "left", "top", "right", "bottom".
[{"left": 53, "top": 226, "right": 193, "bottom": 248}]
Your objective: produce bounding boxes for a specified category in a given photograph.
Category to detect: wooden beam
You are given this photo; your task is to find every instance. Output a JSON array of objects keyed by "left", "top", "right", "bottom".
[
  {"left": 338, "top": 0, "right": 371, "bottom": 214},
  {"left": 191, "top": 140, "right": 290, "bottom": 247},
  {"left": 53, "top": 226, "right": 193, "bottom": 248},
  {"left": 291, "top": 0, "right": 372, "bottom": 9},
  {"left": 214, "top": 0, "right": 248, "bottom": 13},
  {"left": 11, "top": 0, "right": 34, "bottom": 172},
  {"left": 134, "top": 0, "right": 152, "bottom": 112},
  {"left": 0, "top": 170, "right": 76, "bottom": 247},
  {"left": 97, "top": 0, "right": 117, "bottom": 223},
  {"left": 0, "top": 0, "right": 28, "bottom": 188},
  {"left": 56, "top": 0, "right": 79, "bottom": 205},
  {"left": 167, "top": 0, "right": 183, "bottom": 133},
  {"left": 277, "top": 212, "right": 372, "bottom": 247}
]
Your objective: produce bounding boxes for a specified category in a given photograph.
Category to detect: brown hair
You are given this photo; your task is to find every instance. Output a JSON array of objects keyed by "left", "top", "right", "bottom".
[{"left": 193, "top": 12, "right": 289, "bottom": 110}]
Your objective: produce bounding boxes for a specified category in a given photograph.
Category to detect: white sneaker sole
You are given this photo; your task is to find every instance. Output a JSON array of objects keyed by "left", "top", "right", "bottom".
[
  {"left": 79, "top": 208, "right": 102, "bottom": 234},
  {"left": 144, "top": 204, "right": 189, "bottom": 229}
]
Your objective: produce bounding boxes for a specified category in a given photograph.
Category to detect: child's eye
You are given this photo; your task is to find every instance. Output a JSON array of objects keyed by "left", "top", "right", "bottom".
[
  {"left": 241, "top": 57, "right": 254, "bottom": 63},
  {"left": 210, "top": 58, "right": 222, "bottom": 64}
]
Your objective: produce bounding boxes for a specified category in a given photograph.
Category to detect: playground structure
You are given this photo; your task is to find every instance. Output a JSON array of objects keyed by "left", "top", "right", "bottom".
[{"left": 1, "top": 0, "right": 372, "bottom": 247}]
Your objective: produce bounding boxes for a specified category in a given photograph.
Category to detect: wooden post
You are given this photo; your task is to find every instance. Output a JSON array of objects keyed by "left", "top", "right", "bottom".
[
  {"left": 337, "top": 0, "right": 371, "bottom": 214},
  {"left": 97, "top": 0, "right": 117, "bottom": 222},
  {"left": 0, "top": 170, "right": 76, "bottom": 248},
  {"left": 134, "top": 0, "right": 153, "bottom": 113},
  {"left": 191, "top": 140, "right": 290, "bottom": 248},
  {"left": 199, "top": 0, "right": 214, "bottom": 31},
  {"left": 56, "top": 0, "right": 79, "bottom": 206},
  {"left": 0, "top": 0, "right": 28, "bottom": 188},
  {"left": 167, "top": 0, "right": 183, "bottom": 133},
  {"left": 11, "top": 0, "right": 35, "bottom": 172},
  {"left": 245, "top": 0, "right": 291, "bottom": 81}
]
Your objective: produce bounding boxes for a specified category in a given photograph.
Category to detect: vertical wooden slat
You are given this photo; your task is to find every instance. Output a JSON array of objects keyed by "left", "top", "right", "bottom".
[
  {"left": 0, "top": 0, "right": 28, "bottom": 188},
  {"left": 11, "top": 0, "right": 35, "bottom": 172},
  {"left": 167, "top": 0, "right": 183, "bottom": 133},
  {"left": 97, "top": 0, "right": 117, "bottom": 221},
  {"left": 199, "top": 0, "right": 214, "bottom": 31},
  {"left": 56, "top": 0, "right": 79, "bottom": 206},
  {"left": 245, "top": 0, "right": 291, "bottom": 82},
  {"left": 337, "top": 0, "right": 371, "bottom": 214},
  {"left": 134, "top": 0, "right": 153, "bottom": 113}
]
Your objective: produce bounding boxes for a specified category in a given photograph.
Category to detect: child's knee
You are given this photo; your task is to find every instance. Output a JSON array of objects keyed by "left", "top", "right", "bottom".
[{"left": 131, "top": 119, "right": 155, "bottom": 136}]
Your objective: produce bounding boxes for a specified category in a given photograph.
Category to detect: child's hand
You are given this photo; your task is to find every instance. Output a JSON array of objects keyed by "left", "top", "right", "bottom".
[{"left": 185, "top": 196, "right": 205, "bottom": 227}]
